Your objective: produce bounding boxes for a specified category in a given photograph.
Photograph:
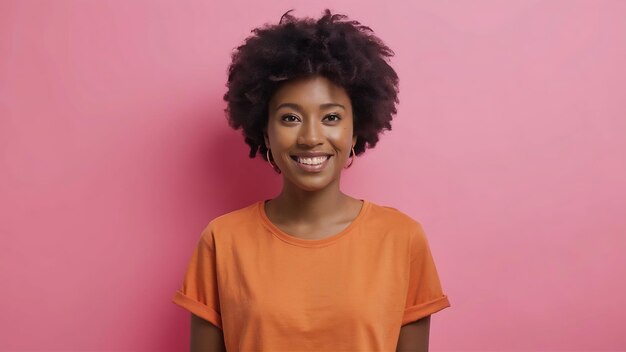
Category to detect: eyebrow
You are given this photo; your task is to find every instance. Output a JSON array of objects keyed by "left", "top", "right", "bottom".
[{"left": 274, "top": 102, "right": 345, "bottom": 112}]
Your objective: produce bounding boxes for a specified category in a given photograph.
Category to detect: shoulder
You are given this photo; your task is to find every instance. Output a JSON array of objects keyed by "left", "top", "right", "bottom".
[
  {"left": 364, "top": 200, "right": 430, "bottom": 251},
  {"left": 365, "top": 200, "right": 424, "bottom": 231},
  {"left": 199, "top": 201, "right": 260, "bottom": 244},
  {"left": 210, "top": 201, "right": 259, "bottom": 228}
]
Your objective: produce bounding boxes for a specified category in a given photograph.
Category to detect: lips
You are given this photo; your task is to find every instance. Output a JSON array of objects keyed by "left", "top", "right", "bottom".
[
  {"left": 289, "top": 155, "right": 332, "bottom": 172},
  {"left": 290, "top": 155, "right": 331, "bottom": 165},
  {"left": 290, "top": 152, "right": 333, "bottom": 157}
]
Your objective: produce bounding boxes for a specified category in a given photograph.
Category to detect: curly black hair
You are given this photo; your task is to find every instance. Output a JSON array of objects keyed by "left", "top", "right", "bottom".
[{"left": 223, "top": 8, "right": 399, "bottom": 160}]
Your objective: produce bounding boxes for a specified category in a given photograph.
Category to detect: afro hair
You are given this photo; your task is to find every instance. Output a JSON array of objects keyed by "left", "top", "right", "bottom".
[{"left": 223, "top": 8, "right": 399, "bottom": 160}]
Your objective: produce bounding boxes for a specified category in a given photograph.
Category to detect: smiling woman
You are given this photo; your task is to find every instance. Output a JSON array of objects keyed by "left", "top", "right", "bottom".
[
  {"left": 172, "top": 8, "right": 451, "bottom": 352},
  {"left": 265, "top": 75, "right": 356, "bottom": 191}
]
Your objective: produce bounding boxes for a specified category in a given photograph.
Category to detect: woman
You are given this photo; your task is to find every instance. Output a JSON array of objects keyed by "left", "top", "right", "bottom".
[{"left": 173, "top": 9, "right": 451, "bottom": 351}]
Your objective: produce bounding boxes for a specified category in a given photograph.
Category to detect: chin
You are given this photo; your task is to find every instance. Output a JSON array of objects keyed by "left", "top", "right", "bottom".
[
  {"left": 279, "top": 158, "right": 343, "bottom": 191},
  {"left": 293, "top": 180, "right": 332, "bottom": 192},
  {"left": 284, "top": 174, "right": 337, "bottom": 192}
]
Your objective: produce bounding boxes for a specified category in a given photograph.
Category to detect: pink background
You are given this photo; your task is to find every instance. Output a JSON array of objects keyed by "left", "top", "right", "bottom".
[{"left": 1, "top": 0, "right": 625, "bottom": 350}]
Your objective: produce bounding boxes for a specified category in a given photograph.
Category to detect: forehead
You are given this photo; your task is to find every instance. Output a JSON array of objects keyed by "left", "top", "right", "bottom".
[{"left": 269, "top": 75, "right": 350, "bottom": 107}]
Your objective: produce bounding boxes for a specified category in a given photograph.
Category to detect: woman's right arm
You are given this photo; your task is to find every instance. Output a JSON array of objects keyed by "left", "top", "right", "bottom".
[{"left": 190, "top": 313, "right": 227, "bottom": 352}]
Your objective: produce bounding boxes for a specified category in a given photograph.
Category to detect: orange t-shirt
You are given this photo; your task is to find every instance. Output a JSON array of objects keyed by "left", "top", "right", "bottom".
[{"left": 172, "top": 199, "right": 451, "bottom": 351}]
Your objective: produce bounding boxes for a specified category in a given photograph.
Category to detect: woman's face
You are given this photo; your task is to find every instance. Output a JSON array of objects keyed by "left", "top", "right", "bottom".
[{"left": 265, "top": 75, "right": 356, "bottom": 192}]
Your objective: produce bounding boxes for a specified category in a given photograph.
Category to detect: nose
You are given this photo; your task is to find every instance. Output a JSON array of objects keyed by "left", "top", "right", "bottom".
[{"left": 297, "top": 118, "right": 324, "bottom": 147}]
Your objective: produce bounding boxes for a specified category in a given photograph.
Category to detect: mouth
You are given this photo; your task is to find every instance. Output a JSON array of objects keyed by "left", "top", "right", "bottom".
[{"left": 289, "top": 155, "right": 332, "bottom": 173}]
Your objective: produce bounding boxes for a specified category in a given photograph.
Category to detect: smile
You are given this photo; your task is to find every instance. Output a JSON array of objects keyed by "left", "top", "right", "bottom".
[{"left": 289, "top": 155, "right": 332, "bottom": 172}]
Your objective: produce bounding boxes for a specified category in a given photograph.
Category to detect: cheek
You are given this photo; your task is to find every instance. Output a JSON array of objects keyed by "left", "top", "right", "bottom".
[
  {"left": 268, "top": 126, "right": 297, "bottom": 149},
  {"left": 328, "top": 125, "right": 354, "bottom": 147}
]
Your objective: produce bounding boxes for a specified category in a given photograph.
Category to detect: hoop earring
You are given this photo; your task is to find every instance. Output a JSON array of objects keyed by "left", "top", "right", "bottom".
[
  {"left": 266, "top": 149, "right": 281, "bottom": 174},
  {"left": 344, "top": 146, "right": 356, "bottom": 169}
]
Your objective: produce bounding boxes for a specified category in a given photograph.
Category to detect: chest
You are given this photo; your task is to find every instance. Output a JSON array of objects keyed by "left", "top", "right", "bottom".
[{"left": 217, "top": 237, "right": 409, "bottom": 333}]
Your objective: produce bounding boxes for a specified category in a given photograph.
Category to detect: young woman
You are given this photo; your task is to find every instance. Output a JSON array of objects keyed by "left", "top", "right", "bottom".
[{"left": 173, "top": 9, "right": 451, "bottom": 351}]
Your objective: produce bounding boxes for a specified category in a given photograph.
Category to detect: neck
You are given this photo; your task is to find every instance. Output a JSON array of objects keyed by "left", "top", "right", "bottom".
[{"left": 269, "top": 176, "right": 350, "bottom": 225}]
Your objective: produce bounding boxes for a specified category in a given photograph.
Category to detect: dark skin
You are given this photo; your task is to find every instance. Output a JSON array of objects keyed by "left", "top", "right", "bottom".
[
  {"left": 263, "top": 75, "right": 361, "bottom": 239},
  {"left": 190, "top": 75, "right": 429, "bottom": 351},
  {"left": 190, "top": 314, "right": 226, "bottom": 352},
  {"left": 397, "top": 315, "right": 431, "bottom": 352}
]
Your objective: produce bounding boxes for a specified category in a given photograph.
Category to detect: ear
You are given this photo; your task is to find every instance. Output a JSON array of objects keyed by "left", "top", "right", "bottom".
[{"left": 352, "top": 135, "right": 357, "bottom": 149}]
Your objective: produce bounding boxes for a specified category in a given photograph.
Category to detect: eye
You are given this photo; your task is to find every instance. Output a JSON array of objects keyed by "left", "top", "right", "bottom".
[
  {"left": 324, "top": 113, "right": 341, "bottom": 122},
  {"left": 281, "top": 114, "right": 300, "bottom": 122}
]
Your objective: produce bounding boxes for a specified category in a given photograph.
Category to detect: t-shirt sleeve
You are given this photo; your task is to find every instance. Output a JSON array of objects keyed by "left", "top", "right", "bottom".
[
  {"left": 402, "top": 222, "right": 451, "bottom": 326},
  {"left": 172, "top": 223, "right": 222, "bottom": 329}
]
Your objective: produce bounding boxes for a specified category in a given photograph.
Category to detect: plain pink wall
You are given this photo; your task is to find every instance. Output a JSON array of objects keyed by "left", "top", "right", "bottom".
[{"left": 1, "top": 0, "right": 625, "bottom": 350}]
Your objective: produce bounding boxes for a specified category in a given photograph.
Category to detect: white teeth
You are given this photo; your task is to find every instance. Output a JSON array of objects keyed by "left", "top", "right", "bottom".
[{"left": 297, "top": 156, "right": 329, "bottom": 165}]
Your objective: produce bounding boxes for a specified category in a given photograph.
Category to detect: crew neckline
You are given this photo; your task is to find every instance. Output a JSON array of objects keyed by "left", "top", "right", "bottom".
[{"left": 258, "top": 199, "right": 370, "bottom": 247}]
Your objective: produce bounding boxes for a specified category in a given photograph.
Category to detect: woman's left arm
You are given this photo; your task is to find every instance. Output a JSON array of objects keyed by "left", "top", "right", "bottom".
[{"left": 396, "top": 315, "right": 430, "bottom": 352}]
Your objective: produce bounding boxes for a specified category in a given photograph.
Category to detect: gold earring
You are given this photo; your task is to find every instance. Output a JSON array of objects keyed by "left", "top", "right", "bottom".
[
  {"left": 266, "top": 149, "right": 281, "bottom": 174},
  {"left": 344, "top": 146, "right": 356, "bottom": 169}
]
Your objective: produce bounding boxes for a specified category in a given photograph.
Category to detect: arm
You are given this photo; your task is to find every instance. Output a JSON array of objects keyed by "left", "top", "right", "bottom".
[
  {"left": 396, "top": 315, "right": 430, "bottom": 352},
  {"left": 190, "top": 313, "right": 227, "bottom": 352}
]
